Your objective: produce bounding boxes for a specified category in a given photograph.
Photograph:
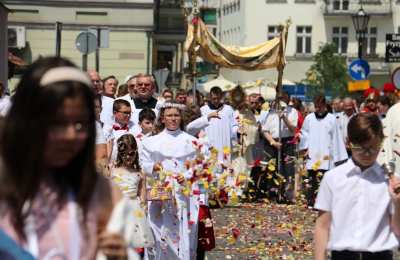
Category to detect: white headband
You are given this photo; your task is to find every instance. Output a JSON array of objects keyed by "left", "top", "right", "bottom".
[
  {"left": 160, "top": 102, "right": 186, "bottom": 110},
  {"left": 40, "top": 67, "right": 92, "bottom": 87}
]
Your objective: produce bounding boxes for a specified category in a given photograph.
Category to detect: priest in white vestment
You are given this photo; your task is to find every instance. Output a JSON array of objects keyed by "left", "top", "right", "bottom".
[
  {"left": 299, "top": 96, "right": 348, "bottom": 205},
  {"left": 141, "top": 103, "right": 198, "bottom": 260},
  {"left": 200, "top": 86, "right": 238, "bottom": 161}
]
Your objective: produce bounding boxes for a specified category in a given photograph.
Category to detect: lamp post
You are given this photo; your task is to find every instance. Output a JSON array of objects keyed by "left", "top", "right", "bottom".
[{"left": 352, "top": 7, "right": 370, "bottom": 59}]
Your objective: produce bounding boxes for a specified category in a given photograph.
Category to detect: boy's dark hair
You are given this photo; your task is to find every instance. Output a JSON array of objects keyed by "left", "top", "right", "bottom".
[
  {"left": 313, "top": 95, "right": 326, "bottom": 105},
  {"left": 113, "top": 99, "right": 131, "bottom": 113},
  {"left": 175, "top": 88, "right": 187, "bottom": 97},
  {"left": 347, "top": 113, "right": 384, "bottom": 144},
  {"left": 116, "top": 84, "right": 129, "bottom": 97},
  {"left": 162, "top": 88, "right": 173, "bottom": 96},
  {"left": 210, "top": 86, "right": 223, "bottom": 96},
  {"left": 378, "top": 95, "right": 392, "bottom": 107},
  {"left": 102, "top": 75, "right": 118, "bottom": 85},
  {"left": 139, "top": 108, "right": 156, "bottom": 123}
]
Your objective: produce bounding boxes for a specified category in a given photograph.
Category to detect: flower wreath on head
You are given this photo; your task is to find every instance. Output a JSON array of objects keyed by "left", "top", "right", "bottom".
[{"left": 160, "top": 102, "right": 187, "bottom": 110}]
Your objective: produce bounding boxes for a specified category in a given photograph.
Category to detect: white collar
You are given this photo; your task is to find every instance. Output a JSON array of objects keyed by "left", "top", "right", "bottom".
[{"left": 347, "top": 159, "right": 382, "bottom": 177}]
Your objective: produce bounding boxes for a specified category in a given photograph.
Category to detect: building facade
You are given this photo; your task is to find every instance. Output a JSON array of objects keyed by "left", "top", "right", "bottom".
[
  {"left": 153, "top": 0, "right": 219, "bottom": 88},
  {"left": 4, "top": 0, "right": 154, "bottom": 88},
  {"left": 218, "top": 0, "right": 400, "bottom": 91}
]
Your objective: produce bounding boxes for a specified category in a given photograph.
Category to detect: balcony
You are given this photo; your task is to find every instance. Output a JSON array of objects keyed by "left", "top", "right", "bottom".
[
  {"left": 155, "top": 0, "right": 185, "bottom": 34},
  {"left": 323, "top": 0, "right": 392, "bottom": 16},
  {"left": 159, "top": 0, "right": 182, "bottom": 8}
]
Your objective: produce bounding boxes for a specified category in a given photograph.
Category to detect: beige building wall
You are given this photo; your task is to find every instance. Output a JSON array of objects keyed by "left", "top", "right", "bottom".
[
  {"left": 218, "top": 0, "right": 396, "bottom": 92},
  {"left": 5, "top": 1, "right": 154, "bottom": 89}
]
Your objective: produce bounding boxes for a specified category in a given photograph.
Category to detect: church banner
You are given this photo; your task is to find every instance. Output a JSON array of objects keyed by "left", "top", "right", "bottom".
[{"left": 185, "top": 19, "right": 288, "bottom": 71}]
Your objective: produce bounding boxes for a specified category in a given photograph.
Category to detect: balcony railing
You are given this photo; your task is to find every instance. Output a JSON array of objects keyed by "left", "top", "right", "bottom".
[
  {"left": 323, "top": 0, "right": 392, "bottom": 16},
  {"left": 159, "top": 0, "right": 182, "bottom": 8}
]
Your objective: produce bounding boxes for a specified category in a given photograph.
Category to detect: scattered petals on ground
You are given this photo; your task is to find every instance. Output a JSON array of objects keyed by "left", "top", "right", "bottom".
[{"left": 208, "top": 202, "right": 317, "bottom": 259}]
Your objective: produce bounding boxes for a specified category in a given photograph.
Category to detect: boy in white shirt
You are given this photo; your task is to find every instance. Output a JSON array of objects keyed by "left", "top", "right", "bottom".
[
  {"left": 133, "top": 108, "right": 156, "bottom": 157},
  {"left": 314, "top": 113, "right": 400, "bottom": 260},
  {"left": 103, "top": 99, "right": 136, "bottom": 164}
]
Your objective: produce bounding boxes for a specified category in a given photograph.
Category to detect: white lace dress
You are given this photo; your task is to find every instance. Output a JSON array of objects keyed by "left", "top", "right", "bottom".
[{"left": 108, "top": 168, "right": 154, "bottom": 259}]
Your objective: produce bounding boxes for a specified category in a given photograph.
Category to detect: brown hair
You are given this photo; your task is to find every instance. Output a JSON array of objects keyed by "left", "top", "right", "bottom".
[
  {"left": 0, "top": 57, "right": 97, "bottom": 239},
  {"left": 347, "top": 113, "right": 384, "bottom": 144},
  {"left": 155, "top": 105, "right": 185, "bottom": 133},
  {"left": 182, "top": 104, "right": 201, "bottom": 127},
  {"left": 102, "top": 75, "right": 118, "bottom": 86},
  {"left": 112, "top": 99, "right": 131, "bottom": 113},
  {"left": 175, "top": 88, "right": 187, "bottom": 97},
  {"left": 313, "top": 95, "right": 326, "bottom": 105},
  {"left": 116, "top": 84, "right": 129, "bottom": 97},
  {"left": 115, "top": 134, "right": 140, "bottom": 170}
]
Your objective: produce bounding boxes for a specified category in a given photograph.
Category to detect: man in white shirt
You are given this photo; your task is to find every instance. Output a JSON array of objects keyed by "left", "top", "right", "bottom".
[
  {"left": 87, "top": 69, "right": 103, "bottom": 94},
  {"left": 261, "top": 92, "right": 298, "bottom": 202},
  {"left": 120, "top": 74, "right": 162, "bottom": 124},
  {"left": 299, "top": 95, "right": 348, "bottom": 206},
  {"left": 200, "top": 86, "right": 238, "bottom": 161},
  {"left": 314, "top": 113, "right": 400, "bottom": 260},
  {"left": 100, "top": 75, "right": 118, "bottom": 126}
]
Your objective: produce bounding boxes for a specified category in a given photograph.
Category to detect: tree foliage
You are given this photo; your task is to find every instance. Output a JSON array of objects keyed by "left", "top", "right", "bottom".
[{"left": 302, "top": 43, "right": 349, "bottom": 98}]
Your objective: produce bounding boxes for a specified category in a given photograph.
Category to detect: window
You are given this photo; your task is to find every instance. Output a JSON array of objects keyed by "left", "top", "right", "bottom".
[
  {"left": 362, "top": 27, "right": 377, "bottom": 56},
  {"left": 333, "top": 0, "right": 349, "bottom": 10},
  {"left": 296, "top": 26, "right": 312, "bottom": 54},
  {"left": 332, "top": 27, "right": 348, "bottom": 54},
  {"left": 267, "top": 26, "right": 280, "bottom": 40}
]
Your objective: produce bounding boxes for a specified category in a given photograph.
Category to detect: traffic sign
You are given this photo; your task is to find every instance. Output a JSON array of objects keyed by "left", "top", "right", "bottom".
[
  {"left": 75, "top": 31, "right": 97, "bottom": 54},
  {"left": 348, "top": 80, "right": 370, "bottom": 92},
  {"left": 348, "top": 59, "right": 370, "bottom": 81},
  {"left": 391, "top": 67, "right": 400, "bottom": 89},
  {"left": 386, "top": 34, "right": 400, "bottom": 62}
]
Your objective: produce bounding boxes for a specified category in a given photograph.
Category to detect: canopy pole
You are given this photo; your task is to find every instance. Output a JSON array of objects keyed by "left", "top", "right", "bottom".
[
  {"left": 276, "top": 23, "right": 287, "bottom": 181},
  {"left": 191, "top": 0, "right": 199, "bottom": 105}
]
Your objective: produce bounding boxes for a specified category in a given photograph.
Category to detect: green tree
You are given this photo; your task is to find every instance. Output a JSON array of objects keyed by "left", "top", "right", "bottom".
[{"left": 302, "top": 43, "right": 349, "bottom": 98}]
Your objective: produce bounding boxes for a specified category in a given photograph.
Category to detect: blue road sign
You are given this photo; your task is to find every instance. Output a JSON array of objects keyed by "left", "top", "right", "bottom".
[{"left": 349, "top": 59, "right": 370, "bottom": 81}]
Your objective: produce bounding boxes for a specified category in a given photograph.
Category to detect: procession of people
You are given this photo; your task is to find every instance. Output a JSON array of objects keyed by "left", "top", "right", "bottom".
[{"left": 1, "top": 56, "right": 400, "bottom": 259}]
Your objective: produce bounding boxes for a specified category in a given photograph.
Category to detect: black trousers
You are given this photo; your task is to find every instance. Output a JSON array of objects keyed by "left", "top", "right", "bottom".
[
  {"left": 306, "top": 169, "right": 327, "bottom": 206},
  {"left": 331, "top": 250, "right": 393, "bottom": 260},
  {"left": 264, "top": 137, "right": 296, "bottom": 202}
]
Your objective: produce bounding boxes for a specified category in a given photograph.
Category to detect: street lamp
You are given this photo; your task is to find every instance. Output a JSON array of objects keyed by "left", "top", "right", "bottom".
[{"left": 352, "top": 7, "right": 370, "bottom": 59}]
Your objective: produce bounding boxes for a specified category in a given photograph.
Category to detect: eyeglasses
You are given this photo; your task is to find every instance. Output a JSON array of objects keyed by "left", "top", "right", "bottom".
[
  {"left": 137, "top": 83, "right": 151, "bottom": 87},
  {"left": 117, "top": 110, "right": 131, "bottom": 116},
  {"left": 349, "top": 142, "right": 382, "bottom": 156}
]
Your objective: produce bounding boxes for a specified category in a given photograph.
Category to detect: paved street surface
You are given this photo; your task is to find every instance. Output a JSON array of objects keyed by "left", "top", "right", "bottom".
[{"left": 207, "top": 202, "right": 316, "bottom": 260}]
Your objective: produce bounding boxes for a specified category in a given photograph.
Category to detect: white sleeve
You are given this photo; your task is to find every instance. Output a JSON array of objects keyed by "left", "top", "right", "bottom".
[
  {"left": 299, "top": 116, "right": 310, "bottom": 150},
  {"left": 96, "top": 123, "right": 107, "bottom": 145},
  {"left": 314, "top": 173, "right": 332, "bottom": 211},
  {"left": 140, "top": 140, "right": 155, "bottom": 177},
  {"left": 186, "top": 116, "right": 209, "bottom": 136},
  {"left": 288, "top": 108, "right": 299, "bottom": 129},
  {"left": 332, "top": 120, "right": 348, "bottom": 163},
  {"left": 103, "top": 124, "right": 114, "bottom": 142},
  {"left": 230, "top": 109, "right": 239, "bottom": 139}
]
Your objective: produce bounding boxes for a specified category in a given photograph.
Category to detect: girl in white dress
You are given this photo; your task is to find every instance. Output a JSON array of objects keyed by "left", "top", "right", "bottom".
[
  {"left": 141, "top": 103, "right": 198, "bottom": 260},
  {"left": 110, "top": 134, "right": 154, "bottom": 259}
]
